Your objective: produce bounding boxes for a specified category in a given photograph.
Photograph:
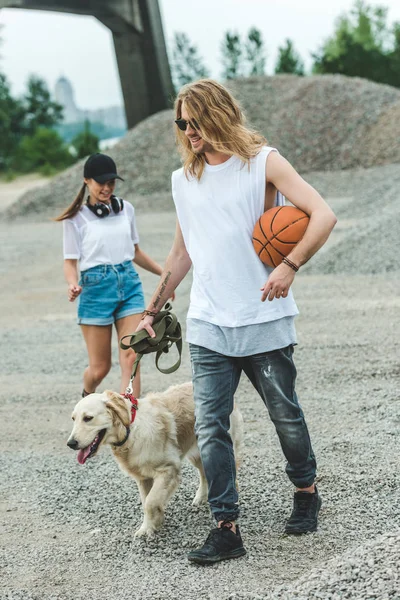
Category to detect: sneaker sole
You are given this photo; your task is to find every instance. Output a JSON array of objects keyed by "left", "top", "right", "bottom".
[
  {"left": 284, "top": 525, "right": 318, "bottom": 535},
  {"left": 188, "top": 546, "right": 246, "bottom": 565},
  {"left": 284, "top": 496, "right": 322, "bottom": 535}
]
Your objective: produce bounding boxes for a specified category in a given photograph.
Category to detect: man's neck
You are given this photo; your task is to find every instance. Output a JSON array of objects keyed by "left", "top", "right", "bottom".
[{"left": 204, "top": 150, "right": 231, "bottom": 166}]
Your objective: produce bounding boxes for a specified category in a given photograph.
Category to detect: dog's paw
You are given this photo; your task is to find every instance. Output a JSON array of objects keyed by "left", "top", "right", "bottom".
[
  {"left": 134, "top": 525, "right": 156, "bottom": 539},
  {"left": 192, "top": 493, "right": 208, "bottom": 507}
]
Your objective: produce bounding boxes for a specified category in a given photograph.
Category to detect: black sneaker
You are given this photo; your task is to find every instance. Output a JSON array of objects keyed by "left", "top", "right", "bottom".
[
  {"left": 188, "top": 521, "right": 246, "bottom": 565},
  {"left": 285, "top": 487, "right": 322, "bottom": 534}
]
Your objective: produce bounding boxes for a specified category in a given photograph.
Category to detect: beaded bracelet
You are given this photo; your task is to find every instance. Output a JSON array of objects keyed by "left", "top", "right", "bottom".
[{"left": 282, "top": 257, "right": 299, "bottom": 272}]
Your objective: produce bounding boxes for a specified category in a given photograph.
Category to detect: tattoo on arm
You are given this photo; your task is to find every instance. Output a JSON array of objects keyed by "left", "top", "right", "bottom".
[{"left": 152, "top": 271, "right": 171, "bottom": 309}]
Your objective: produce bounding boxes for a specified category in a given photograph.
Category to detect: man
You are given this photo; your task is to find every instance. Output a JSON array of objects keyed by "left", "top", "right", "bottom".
[{"left": 137, "top": 79, "right": 337, "bottom": 564}]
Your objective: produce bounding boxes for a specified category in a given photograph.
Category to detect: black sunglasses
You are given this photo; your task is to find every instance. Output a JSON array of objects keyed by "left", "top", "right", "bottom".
[{"left": 175, "top": 118, "right": 200, "bottom": 131}]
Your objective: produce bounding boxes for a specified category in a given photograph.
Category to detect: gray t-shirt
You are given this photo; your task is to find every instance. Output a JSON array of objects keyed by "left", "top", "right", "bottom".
[{"left": 186, "top": 316, "right": 297, "bottom": 357}]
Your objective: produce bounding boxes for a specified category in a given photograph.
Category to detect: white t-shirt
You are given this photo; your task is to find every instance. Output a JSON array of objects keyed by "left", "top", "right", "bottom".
[
  {"left": 63, "top": 201, "right": 139, "bottom": 272},
  {"left": 171, "top": 146, "right": 299, "bottom": 328}
]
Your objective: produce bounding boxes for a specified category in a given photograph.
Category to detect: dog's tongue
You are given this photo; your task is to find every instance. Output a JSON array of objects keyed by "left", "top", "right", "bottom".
[{"left": 77, "top": 446, "right": 91, "bottom": 465}]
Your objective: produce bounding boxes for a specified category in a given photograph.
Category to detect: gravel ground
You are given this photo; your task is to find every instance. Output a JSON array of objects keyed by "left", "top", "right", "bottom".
[
  {"left": 0, "top": 174, "right": 50, "bottom": 212},
  {"left": 4, "top": 74, "right": 400, "bottom": 221},
  {"left": 1, "top": 171, "right": 400, "bottom": 598},
  {"left": 1, "top": 73, "right": 400, "bottom": 598}
]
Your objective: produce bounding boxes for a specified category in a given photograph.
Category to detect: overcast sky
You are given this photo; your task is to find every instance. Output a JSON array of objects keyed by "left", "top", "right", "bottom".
[{"left": 1, "top": 0, "right": 400, "bottom": 110}]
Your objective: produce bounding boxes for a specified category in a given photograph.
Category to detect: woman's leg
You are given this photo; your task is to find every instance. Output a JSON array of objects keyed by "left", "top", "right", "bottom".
[
  {"left": 115, "top": 313, "right": 143, "bottom": 397},
  {"left": 80, "top": 324, "right": 113, "bottom": 394}
]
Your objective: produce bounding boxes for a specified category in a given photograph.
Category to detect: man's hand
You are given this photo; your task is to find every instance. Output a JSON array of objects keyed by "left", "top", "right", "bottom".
[
  {"left": 136, "top": 314, "right": 156, "bottom": 338},
  {"left": 261, "top": 263, "right": 295, "bottom": 302},
  {"left": 68, "top": 284, "right": 82, "bottom": 302}
]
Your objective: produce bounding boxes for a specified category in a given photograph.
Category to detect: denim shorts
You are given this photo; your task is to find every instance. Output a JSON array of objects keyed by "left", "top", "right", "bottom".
[{"left": 77, "top": 261, "right": 145, "bottom": 326}]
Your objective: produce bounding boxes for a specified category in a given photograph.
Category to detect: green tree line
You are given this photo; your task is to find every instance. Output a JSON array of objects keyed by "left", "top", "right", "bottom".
[
  {"left": 313, "top": 0, "right": 400, "bottom": 87},
  {"left": 0, "top": 73, "right": 100, "bottom": 176},
  {"left": 171, "top": 0, "right": 400, "bottom": 88}
]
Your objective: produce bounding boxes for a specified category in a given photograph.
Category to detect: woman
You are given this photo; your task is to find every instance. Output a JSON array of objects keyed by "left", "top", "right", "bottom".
[{"left": 56, "top": 153, "right": 167, "bottom": 398}]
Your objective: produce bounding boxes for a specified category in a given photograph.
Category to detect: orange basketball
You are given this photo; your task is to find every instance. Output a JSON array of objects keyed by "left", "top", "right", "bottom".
[{"left": 252, "top": 206, "right": 309, "bottom": 268}]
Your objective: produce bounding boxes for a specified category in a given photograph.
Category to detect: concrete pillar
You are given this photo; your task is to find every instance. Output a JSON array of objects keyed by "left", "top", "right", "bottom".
[{"left": 0, "top": 0, "right": 175, "bottom": 129}]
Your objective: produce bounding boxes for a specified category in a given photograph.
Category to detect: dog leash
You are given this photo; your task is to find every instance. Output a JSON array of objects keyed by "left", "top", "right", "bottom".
[{"left": 120, "top": 302, "right": 182, "bottom": 396}]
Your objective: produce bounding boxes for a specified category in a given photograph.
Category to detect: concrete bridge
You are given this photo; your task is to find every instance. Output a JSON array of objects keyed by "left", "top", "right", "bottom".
[{"left": 0, "top": 0, "right": 174, "bottom": 129}]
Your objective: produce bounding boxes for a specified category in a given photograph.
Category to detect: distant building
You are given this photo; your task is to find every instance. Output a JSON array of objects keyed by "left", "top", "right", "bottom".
[
  {"left": 54, "top": 76, "right": 81, "bottom": 123},
  {"left": 54, "top": 76, "right": 127, "bottom": 130}
]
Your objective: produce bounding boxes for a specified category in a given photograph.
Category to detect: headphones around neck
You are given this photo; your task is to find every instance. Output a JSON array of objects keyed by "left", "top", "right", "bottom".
[{"left": 86, "top": 195, "right": 124, "bottom": 218}]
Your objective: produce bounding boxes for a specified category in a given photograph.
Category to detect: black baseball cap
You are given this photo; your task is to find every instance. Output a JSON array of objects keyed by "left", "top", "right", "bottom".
[{"left": 83, "top": 153, "right": 124, "bottom": 183}]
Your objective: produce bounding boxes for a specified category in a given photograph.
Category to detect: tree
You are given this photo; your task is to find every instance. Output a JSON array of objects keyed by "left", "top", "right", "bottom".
[
  {"left": 23, "top": 75, "right": 64, "bottom": 135},
  {"left": 313, "top": 32, "right": 386, "bottom": 81},
  {"left": 71, "top": 120, "right": 100, "bottom": 159},
  {"left": 221, "top": 31, "right": 244, "bottom": 79},
  {"left": 15, "top": 128, "right": 73, "bottom": 173},
  {"left": 171, "top": 32, "right": 209, "bottom": 90},
  {"left": 312, "top": 0, "right": 400, "bottom": 88},
  {"left": 246, "top": 27, "right": 266, "bottom": 75},
  {"left": 275, "top": 39, "right": 305, "bottom": 75},
  {"left": 0, "top": 73, "right": 67, "bottom": 172},
  {"left": 0, "top": 74, "right": 26, "bottom": 170},
  {"left": 388, "top": 22, "right": 400, "bottom": 83}
]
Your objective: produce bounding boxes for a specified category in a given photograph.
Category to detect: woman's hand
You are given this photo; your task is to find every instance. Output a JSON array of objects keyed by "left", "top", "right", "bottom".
[
  {"left": 260, "top": 263, "right": 295, "bottom": 302},
  {"left": 169, "top": 291, "right": 176, "bottom": 302},
  {"left": 68, "top": 283, "right": 82, "bottom": 302}
]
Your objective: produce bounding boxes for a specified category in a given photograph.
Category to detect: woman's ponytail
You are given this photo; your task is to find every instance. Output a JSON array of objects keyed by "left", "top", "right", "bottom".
[{"left": 54, "top": 183, "right": 86, "bottom": 221}]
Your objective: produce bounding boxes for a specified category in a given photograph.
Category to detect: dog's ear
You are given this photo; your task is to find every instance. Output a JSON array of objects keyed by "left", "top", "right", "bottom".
[{"left": 104, "top": 391, "right": 131, "bottom": 427}]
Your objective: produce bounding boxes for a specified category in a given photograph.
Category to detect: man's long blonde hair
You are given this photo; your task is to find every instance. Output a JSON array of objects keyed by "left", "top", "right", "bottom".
[{"left": 175, "top": 79, "right": 267, "bottom": 180}]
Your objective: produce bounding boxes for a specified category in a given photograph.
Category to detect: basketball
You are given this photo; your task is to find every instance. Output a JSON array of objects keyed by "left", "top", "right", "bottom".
[{"left": 252, "top": 206, "right": 309, "bottom": 268}]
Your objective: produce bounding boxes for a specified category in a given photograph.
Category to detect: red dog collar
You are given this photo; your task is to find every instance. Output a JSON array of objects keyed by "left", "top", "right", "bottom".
[
  {"left": 113, "top": 394, "right": 138, "bottom": 448},
  {"left": 124, "top": 392, "right": 138, "bottom": 424}
]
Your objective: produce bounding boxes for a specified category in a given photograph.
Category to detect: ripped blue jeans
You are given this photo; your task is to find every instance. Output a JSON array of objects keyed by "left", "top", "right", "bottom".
[{"left": 189, "top": 344, "right": 317, "bottom": 522}]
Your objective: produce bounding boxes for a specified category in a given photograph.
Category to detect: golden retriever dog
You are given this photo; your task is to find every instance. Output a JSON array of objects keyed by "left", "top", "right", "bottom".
[{"left": 67, "top": 382, "right": 243, "bottom": 538}]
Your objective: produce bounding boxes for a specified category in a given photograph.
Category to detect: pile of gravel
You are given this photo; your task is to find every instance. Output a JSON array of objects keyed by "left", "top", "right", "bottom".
[
  {"left": 270, "top": 531, "right": 400, "bottom": 600},
  {"left": 227, "top": 74, "right": 400, "bottom": 172},
  {"left": 4, "top": 109, "right": 180, "bottom": 221},
  {"left": 303, "top": 163, "right": 400, "bottom": 274},
  {"left": 4, "top": 73, "right": 400, "bottom": 220}
]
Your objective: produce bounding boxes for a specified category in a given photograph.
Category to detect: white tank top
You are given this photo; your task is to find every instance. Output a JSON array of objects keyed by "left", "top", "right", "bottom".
[{"left": 171, "top": 146, "right": 299, "bottom": 327}]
